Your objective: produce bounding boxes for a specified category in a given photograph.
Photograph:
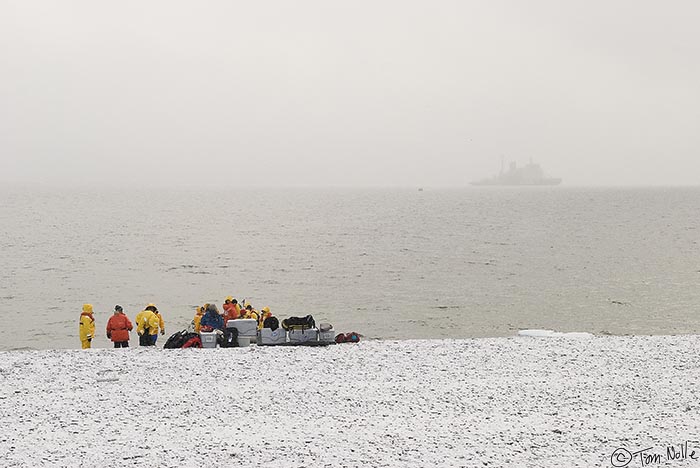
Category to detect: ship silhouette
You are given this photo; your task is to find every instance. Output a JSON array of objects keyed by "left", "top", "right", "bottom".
[{"left": 471, "top": 159, "right": 562, "bottom": 186}]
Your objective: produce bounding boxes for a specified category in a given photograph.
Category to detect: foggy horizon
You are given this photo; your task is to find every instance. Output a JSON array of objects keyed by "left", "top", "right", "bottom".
[{"left": 2, "top": 1, "right": 699, "bottom": 188}]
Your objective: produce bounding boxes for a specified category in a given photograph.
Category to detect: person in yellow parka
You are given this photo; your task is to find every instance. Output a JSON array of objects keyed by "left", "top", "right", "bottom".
[
  {"left": 192, "top": 306, "right": 205, "bottom": 333},
  {"left": 258, "top": 306, "right": 272, "bottom": 330},
  {"left": 135, "top": 303, "right": 163, "bottom": 335},
  {"left": 240, "top": 302, "right": 255, "bottom": 319},
  {"left": 244, "top": 304, "right": 259, "bottom": 324},
  {"left": 79, "top": 304, "right": 96, "bottom": 349},
  {"left": 136, "top": 304, "right": 160, "bottom": 347},
  {"left": 134, "top": 306, "right": 148, "bottom": 334}
]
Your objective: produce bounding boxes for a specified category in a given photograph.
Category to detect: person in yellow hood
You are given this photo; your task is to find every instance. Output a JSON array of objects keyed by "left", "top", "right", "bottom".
[
  {"left": 192, "top": 306, "right": 205, "bottom": 333},
  {"left": 135, "top": 304, "right": 162, "bottom": 332},
  {"left": 136, "top": 304, "right": 160, "bottom": 346},
  {"left": 258, "top": 306, "right": 272, "bottom": 330},
  {"left": 134, "top": 305, "right": 150, "bottom": 334},
  {"left": 79, "top": 304, "right": 96, "bottom": 349}
]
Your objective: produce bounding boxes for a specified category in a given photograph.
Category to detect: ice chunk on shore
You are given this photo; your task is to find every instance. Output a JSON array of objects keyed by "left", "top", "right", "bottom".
[{"left": 518, "top": 329, "right": 593, "bottom": 338}]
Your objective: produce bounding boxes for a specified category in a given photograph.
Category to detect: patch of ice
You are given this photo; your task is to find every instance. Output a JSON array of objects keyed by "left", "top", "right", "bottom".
[{"left": 518, "top": 329, "right": 594, "bottom": 338}]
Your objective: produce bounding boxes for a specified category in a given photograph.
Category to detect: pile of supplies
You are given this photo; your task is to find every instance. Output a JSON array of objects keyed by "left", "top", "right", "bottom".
[{"left": 163, "top": 296, "right": 361, "bottom": 349}]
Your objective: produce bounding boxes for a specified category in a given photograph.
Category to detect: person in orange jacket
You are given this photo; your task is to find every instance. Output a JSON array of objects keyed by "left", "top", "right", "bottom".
[
  {"left": 222, "top": 297, "right": 241, "bottom": 326},
  {"left": 79, "top": 303, "right": 96, "bottom": 349},
  {"left": 106, "top": 305, "right": 133, "bottom": 348}
]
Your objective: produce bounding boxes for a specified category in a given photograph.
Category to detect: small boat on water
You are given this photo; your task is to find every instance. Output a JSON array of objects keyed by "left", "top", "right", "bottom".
[{"left": 471, "top": 159, "right": 562, "bottom": 186}]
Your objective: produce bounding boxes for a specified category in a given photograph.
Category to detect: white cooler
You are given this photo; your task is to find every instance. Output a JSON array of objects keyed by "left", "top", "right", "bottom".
[
  {"left": 318, "top": 329, "right": 334, "bottom": 343},
  {"left": 318, "top": 323, "right": 334, "bottom": 343},
  {"left": 200, "top": 331, "right": 217, "bottom": 348},
  {"left": 227, "top": 319, "right": 258, "bottom": 347},
  {"left": 258, "top": 328, "right": 287, "bottom": 346},
  {"left": 288, "top": 328, "right": 318, "bottom": 343}
]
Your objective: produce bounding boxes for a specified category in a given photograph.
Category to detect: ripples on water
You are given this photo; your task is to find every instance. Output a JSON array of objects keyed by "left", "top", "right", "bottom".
[{"left": 0, "top": 187, "right": 698, "bottom": 349}]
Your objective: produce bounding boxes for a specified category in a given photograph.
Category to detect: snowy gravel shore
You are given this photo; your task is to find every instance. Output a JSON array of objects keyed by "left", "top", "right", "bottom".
[{"left": 1, "top": 335, "right": 699, "bottom": 468}]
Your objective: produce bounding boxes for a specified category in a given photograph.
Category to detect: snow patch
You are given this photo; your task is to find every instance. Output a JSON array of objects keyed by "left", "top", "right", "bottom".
[{"left": 0, "top": 336, "right": 697, "bottom": 467}]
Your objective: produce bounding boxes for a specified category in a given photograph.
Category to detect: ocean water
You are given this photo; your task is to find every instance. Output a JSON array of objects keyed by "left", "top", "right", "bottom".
[{"left": 1, "top": 187, "right": 698, "bottom": 350}]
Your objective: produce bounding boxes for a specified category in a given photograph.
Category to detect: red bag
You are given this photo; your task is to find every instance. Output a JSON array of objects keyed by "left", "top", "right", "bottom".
[
  {"left": 335, "top": 332, "right": 360, "bottom": 343},
  {"left": 345, "top": 332, "right": 360, "bottom": 343},
  {"left": 182, "top": 336, "right": 202, "bottom": 348}
]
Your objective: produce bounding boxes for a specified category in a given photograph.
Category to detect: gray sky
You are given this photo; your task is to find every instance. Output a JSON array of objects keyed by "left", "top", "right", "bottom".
[{"left": 1, "top": 1, "right": 698, "bottom": 188}]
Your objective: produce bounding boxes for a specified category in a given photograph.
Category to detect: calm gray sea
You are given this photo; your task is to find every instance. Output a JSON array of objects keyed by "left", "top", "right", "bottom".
[{"left": 1, "top": 187, "right": 698, "bottom": 350}]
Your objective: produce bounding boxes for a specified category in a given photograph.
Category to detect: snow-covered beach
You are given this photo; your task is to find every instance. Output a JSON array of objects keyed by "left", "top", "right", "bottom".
[{"left": 1, "top": 335, "right": 699, "bottom": 468}]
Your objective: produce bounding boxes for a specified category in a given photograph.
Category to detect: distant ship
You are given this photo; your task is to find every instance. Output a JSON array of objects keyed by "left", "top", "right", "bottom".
[{"left": 471, "top": 159, "right": 562, "bottom": 186}]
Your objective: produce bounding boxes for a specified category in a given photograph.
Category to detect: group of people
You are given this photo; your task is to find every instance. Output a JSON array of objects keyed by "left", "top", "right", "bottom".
[
  {"left": 191, "top": 297, "right": 272, "bottom": 333},
  {"left": 79, "top": 302, "right": 166, "bottom": 348},
  {"left": 78, "top": 297, "right": 272, "bottom": 349}
]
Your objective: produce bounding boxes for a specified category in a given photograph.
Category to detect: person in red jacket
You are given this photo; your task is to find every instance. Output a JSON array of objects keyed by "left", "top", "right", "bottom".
[
  {"left": 106, "top": 305, "right": 133, "bottom": 348},
  {"left": 222, "top": 296, "right": 241, "bottom": 326}
]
